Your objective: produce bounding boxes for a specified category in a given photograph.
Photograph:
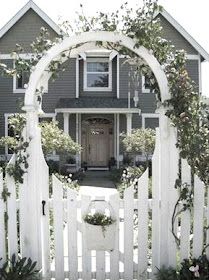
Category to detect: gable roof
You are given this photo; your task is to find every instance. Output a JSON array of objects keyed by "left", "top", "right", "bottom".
[
  {"left": 156, "top": 9, "right": 209, "bottom": 61},
  {"left": 0, "top": 0, "right": 62, "bottom": 38},
  {"left": 0, "top": 2, "right": 208, "bottom": 61}
]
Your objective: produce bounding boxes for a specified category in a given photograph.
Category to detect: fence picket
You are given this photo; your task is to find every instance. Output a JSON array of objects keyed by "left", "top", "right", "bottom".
[
  {"left": 207, "top": 179, "right": 209, "bottom": 259},
  {"left": 124, "top": 185, "right": 134, "bottom": 280},
  {"left": 40, "top": 161, "right": 50, "bottom": 279},
  {"left": 193, "top": 175, "right": 205, "bottom": 258},
  {"left": 67, "top": 188, "right": 78, "bottom": 280},
  {"left": 81, "top": 195, "right": 91, "bottom": 280},
  {"left": 137, "top": 169, "right": 149, "bottom": 279},
  {"left": 95, "top": 197, "right": 106, "bottom": 280},
  {"left": 151, "top": 128, "right": 161, "bottom": 277},
  {"left": 0, "top": 170, "right": 6, "bottom": 265},
  {"left": 180, "top": 159, "right": 191, "bottom": 261},
  {"left": 109, "top": 193, "right": 120, "bottom": 280},
  {"left": 52, "top": 175, "right": 64, "bottom": 280},
  {"left": 6, "top": 161, "right": 18, "bottom": 258}
]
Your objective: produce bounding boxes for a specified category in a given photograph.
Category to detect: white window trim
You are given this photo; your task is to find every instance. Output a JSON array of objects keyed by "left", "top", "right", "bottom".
[
  {"left": 13, "top": 59, "right": 27, "bottom": 93},
  {"left": 142, "top": 75, "right": 151, "bottom": 93},
  {"left": 13, "top": 74, "right": 26, "bottom": 93},
  {"left": 142, "top": 113, "right": 159, "bottom": 129},
  {"left": 83, "top": 57, "right": 112, "bottom": 92}
]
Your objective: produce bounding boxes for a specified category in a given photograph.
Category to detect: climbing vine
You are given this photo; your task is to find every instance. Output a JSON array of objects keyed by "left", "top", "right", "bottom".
[{"left": 0, "top": 114, "right": 30, "bottom": 184}]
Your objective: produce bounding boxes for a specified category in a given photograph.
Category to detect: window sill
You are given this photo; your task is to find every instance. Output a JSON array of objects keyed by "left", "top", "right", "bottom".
[
  {"left": 84, "top": 87, "right": 112, "bottom": 92},
  {"left": 13, "top": 89, "right": 25, "bottom": 93}
]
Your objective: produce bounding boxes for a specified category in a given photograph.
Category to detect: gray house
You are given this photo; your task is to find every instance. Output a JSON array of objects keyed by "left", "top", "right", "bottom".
[{"left": 0, "top": 1, "right": 208, "bottom": 169}]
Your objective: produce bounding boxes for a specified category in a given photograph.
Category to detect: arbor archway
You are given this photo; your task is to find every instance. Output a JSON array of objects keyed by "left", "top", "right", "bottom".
[{"left": 22, "top": 31, "right": 176, "bottom": 269}]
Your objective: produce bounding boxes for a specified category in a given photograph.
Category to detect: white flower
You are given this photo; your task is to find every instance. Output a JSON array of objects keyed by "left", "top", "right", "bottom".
[{"left": 189, "top": 265, "right": 200, "bottom": 278}]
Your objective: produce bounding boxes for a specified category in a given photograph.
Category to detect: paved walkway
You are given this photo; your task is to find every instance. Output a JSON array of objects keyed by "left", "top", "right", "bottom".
[{"left": 80, "top": 170, "right": 116, "bottom": 189}]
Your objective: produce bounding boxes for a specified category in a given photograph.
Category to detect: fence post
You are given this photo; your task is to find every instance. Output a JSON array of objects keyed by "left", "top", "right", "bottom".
[
  {"left": 0, "top": 170, "right": 6, "bottom": 265},
  {"left": 158, "top": 107, "right": 170, "bottom": 267},
  {"left": 19, "top": 111, "right": 43, "bottom": 269},
  {"left": 157, "top": 107, "right": 179, "bottom": 268}
]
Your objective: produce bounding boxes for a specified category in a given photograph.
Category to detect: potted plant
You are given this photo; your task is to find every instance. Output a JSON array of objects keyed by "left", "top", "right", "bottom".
[{"left": 83, "top": 212, "right": 116, "bottom": 251}]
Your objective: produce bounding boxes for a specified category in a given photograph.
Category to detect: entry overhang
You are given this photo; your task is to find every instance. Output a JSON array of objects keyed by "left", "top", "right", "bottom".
[{"left": 55, "top": 108, "right": 140, "bottom": 114}]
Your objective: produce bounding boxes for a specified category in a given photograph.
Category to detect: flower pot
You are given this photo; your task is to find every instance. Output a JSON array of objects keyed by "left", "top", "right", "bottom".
[{"left": 84, "top": 222, "right": 116, "bottom": 251}]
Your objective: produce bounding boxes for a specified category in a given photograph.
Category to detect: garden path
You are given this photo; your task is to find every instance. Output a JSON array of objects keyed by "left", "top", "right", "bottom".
[{"left": 80, "top": 170, "right": 116, "bottom": 189}]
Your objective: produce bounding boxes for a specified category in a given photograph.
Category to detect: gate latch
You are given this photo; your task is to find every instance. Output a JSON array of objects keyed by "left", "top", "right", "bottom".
[{"left": 42, "top": 200, "right": 46, "bottom": 216}]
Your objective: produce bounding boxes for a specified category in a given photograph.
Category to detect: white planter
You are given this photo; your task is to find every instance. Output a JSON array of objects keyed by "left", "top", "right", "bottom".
[{"left": 85, "top": 222, "right": 116, "bottom": 251}]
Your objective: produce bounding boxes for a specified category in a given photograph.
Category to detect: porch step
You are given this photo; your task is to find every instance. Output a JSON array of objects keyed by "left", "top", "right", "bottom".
[{"left": 87, "top": 167, "right": 109, "bottom": 171}]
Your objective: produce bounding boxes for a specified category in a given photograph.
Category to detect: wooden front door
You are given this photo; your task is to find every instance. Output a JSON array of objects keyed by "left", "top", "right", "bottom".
[{"left": 87, "top": 125, "right": 109, "bottom": 166}]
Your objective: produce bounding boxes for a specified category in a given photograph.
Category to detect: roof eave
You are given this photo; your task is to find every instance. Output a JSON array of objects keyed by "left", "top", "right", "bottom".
[
  {"left": 0, "top": 0, "right": 62, "bottom": 39},
  {"left": 155, "top": 8, "right": 209, "bottom": 62}
]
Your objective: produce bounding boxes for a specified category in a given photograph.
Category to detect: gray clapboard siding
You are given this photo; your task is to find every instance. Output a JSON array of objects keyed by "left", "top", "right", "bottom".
[
  {"left": 132, "top": 114, "right": 142, "bottom": 129},
  {"left": 186, "top": 60, "right": 199, "bottom": 89},
  {"left": 138, "top": 93, "right": 157, "bottom": 113},
  {"left": 0, "top": 9, "right": 58, "bottom": 53},
  {"left": 69, "top": 114, "right": 76, "bottom": 142},
  {"left": 42, "top": 58, "right": 77, "bottom": 112},
  {"left": 158, "top": 15, "right": 198, "bottom": 54},
  {"left": 145, "top": 118, "right": 159, "bottom": 129}
]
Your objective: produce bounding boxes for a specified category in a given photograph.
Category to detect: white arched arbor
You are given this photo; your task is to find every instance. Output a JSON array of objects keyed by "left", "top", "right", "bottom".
[{"left": 21, "top": 31, "right": 178, "bottom": 271}]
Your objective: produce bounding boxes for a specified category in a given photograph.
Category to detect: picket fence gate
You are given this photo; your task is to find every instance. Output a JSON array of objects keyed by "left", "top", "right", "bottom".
[{"left": 0, "top": 129, "right": 208, "bottom": 280}]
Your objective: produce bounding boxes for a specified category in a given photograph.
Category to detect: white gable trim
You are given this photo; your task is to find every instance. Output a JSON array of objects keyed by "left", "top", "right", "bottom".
[
  {"left": 156, "top": 9, "right": 209, "bottom": 62},
  {"left": 0, "top": 0, "right": 61, "bottom": 39}
]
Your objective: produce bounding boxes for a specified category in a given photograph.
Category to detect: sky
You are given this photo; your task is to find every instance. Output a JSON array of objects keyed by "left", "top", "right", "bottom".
[{"left": 0, "top": 0, "right": 208, "bottom": 96}]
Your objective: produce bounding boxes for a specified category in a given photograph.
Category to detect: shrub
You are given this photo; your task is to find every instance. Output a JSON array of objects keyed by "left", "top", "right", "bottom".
[
  {"left": 0, "top": 254, "right": 39, "bottom": 280},
  {"left": 155, "top": 255, "right": 209, "bottom": 280}
]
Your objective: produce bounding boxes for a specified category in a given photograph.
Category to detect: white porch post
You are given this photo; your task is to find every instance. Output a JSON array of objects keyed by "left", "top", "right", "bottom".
[
  {"left": 114, "top": 114, "right": 117, "bottom": 160},
  {"left": 116, "top": 113, "right": 120, "bottom": 168},
  {"left": 126, "top": 113, "right": 132, "bottom": 136},
  {"left": 76, "top": 56, "right": 79, "bottom": 98},
  {"left": 63, "top": 112, "right": 70, "bottom": 134},
  {"left": 76, "top": 113, "right": 81, "bottom": 168}
]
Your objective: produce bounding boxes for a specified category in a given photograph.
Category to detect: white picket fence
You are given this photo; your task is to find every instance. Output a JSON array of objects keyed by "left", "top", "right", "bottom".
[{"left": 0, "top": 130, "right": 208, "bottom": 279}]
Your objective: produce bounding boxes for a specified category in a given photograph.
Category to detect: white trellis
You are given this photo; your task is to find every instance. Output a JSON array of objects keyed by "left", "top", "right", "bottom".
[{"left": 0, "top": 31, "right": 205, "bottom": 279}]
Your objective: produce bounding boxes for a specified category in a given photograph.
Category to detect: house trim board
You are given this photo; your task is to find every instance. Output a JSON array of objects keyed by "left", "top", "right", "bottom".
[
  {"left": 56, "top": 108, "right": 141, "bottom": 114},
  {"left": 142, "top": 113, "right": 159, "bottom": 129},
  {"left": 0, "top": 53, "right": 201, "bottom": 60}
]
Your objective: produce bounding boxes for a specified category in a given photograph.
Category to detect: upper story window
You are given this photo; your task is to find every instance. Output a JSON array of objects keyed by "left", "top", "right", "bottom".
[
  {"left": 142, "top": 75, "right": 151, "bottom": 93},
  {"left": 84, "top": 58, "right": 112, "bottom": 91},
  {"left": 13, "top": 70, "right": 30, "bottom": 93}
]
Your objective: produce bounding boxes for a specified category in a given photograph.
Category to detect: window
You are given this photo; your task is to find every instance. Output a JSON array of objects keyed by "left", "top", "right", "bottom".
[
  {"left": 84, "top": 58, "right": 112, "bottom": 91},
  {"left": 13, "top": 71, "right": 30, "bottom": 93},
  {"left": 4, "top": 113, "right": 56, "bottom": 155},
  {"left": 5, "top": 113, "right": 25, "bottom": 155},
  {"left": 142, "top": 75, "right": 151, "bottom": 93}
]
